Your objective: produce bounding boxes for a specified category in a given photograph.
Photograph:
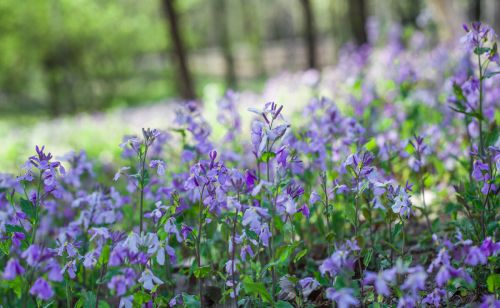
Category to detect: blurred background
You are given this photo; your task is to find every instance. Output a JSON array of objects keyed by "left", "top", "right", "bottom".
[{"left": 0, "top": 0, "right": 499, "bottom": 170}]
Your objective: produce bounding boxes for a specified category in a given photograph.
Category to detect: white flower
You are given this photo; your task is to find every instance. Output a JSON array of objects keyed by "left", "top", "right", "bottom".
[
  {"left": 138, "top": 269, "right": 163, "bottom": 291},
  {"left": 113, "top": 167, "right": 130, "bottom": 181},
  {"left": 119, "top": 295, "right": 133, "bottom": 308}
]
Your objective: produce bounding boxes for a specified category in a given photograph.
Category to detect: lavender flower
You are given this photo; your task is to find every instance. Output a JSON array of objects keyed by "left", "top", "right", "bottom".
[
  {"left": 363, "top": 268, "right": 396, "bottom": 296},
  {"left": 325, "top": 288, "right": 359, "bottom": 308},
  {"left": 138, "top": 268, "right": 163, "bottom": 291},
  {"left": 29, "top": 278, "right": 54, "bottom": 300},
  {"left": 3, "top": 258, "right": 25, "bottom": 280},
  {"left": 461, "top": 22, "right": 497, "bottom": 51}
]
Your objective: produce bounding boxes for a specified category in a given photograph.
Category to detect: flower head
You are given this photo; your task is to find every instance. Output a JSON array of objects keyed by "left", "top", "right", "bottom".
[{"left": 30, "top": 278, "right": 54, "bottom": 300}]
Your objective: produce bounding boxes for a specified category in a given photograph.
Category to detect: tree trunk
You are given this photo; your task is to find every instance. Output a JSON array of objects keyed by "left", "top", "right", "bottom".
[
  {"left": 161, "top": 0, "right": 196, "bottom": 100},
  {"left": 241, "top": 0, "right": 265, "bottom": 77},
  {"left": 348, "top": 0, "right": 367, "bottom": 46},
  {"left": 212, "top": 0, "right": 237, "bottom": 89},
  {"left": 299, "top": 0, "right": 317, "bottom": 69},
  {"left": 470, "top": 0, "right": 481, "bottom": 21},
  {"left": 495, "top": 0, "right": 500, "bottom": 35}
]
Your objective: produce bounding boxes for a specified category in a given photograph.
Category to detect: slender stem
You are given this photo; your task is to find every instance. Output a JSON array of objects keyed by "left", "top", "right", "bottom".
[
  {"left": 401, "top": 218, "right": 406, "bottom": 257},
  {"left": 31, "top": 172, "right": 43, "bottom": 244},
  {"left": 388, "top": 220, "right": 393, "bottom": 266},
  {"left": 139, "top": 145, "right": 149, "bottom": 235},
  {"left": 94, "top": 263, "right": 107, "bottom": 308},
  {"left": 196, "top": 185, "right": 206, "bottom": 308},
  {"left": 264, "top": 118, "right": 277, "bottom": 301},
  {"left": 231, "top": 208, "right": 239, "bottom": 307},
  {"left": 419, "top": 175, "right": 432, "bottom": 234},
  {"left": 321, "top": 174, "right": 332, "bottom": 254},
  {"left": 66, "top": 276, "right": 71, "bottom": 308},
  {"left": 354, "top": 174, "right": 364, "bottom": 301},
  {"left": 477, "top": 54, "right": 484, "bottom": 156}
]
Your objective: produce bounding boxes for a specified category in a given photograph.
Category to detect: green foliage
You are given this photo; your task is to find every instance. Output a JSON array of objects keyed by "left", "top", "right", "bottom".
[{"left": 0, "top": 0, "right": 168, "bottom": 114}]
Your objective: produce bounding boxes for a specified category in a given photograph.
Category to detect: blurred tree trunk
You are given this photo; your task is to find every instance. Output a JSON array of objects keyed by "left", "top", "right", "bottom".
[
  {"left": 161, "top": 0, "right": 196, "bottom": 100},
  {"left": 348, "top": 0, "right": 367, "bottom": 45},
  {"left": 470, "top": 0, "right": 481, "bottom": 21},
  {"left": 212, "top": 0, "right": 237, "bottom": 89},
  {"left": 241, "top": 0, "right": 265, "bottom": 77},
  {"left": 495, "top": 0, "right": 500, "bottom": 34},
  {"left": 299, "top": 0, "right": 317, "bottom": 69},
  {"left": 329, "top": 0, "right": 349, "bottom": 59},
  {"left": 397, "top": 0, "right": 422, "bottom": 27}
]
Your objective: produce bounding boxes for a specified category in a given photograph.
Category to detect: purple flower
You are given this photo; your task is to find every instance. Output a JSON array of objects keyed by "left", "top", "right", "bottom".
[
  {"left": 150, "top": 160, "right": 166, "bottom": 176},
  {"left": 11, "top": 232, "right": 25, "bottom": 247},
  {"left": 109, "top": 246, "right": 127, "bottom": 266},
  {"left": 465, "top": 246, "right": 488, "bottom": 266},
  {"left": 397, "top": 295, "right": 416, "bottom": 308},
  {"left": 436, "top": 265, "right": 473, "bottom": 287},
  {"left": 472, "top": 160, "right": 489, "bottom": 181},
  {"left": 461, "top": 22, "right": 497, "bottom": 51},
  {"left": 391, "top": 186, "right": 412, "bottom": 218},
  {"left": 240, "top": 244, "right": 255, "bottom": 261},
  {"left": 479, "top": 295, "right": 500, "bottom": 308},
  {"left": 30, "top": 278, "right": 54, "bottom": 300},
  {"left": 343, "top": 152, "right": 374, "bottom": 177},
  {"left": 46, "top": 260, "right": 63, "bottom": 282},
  {"left": 108, "top": 268, "right": 136, "bottom": 296},
  {"left": 401, "top": 266, "right": 427, "bottom": 296},
  {"left": 320, "top": 247, "right": 354, "bottom": 277},
  {"left": 309, "top": 191, "right": 321, "bottom": 204},
  {"left": 169, "top": 294, "right": 183, "bottom": 307},
  {"left": 259, "top": 224, "right": 271, "bottom": 247},
  {"left": 244, "top": 170, "right": 257, "bottom": 189},
  {"left": 3, "top": 258, "right": 25, "bottom": 280},
  {"left": 180, "top": 224, "right": 193, "bottom": 241},
  {"left": 363, "top": 268, "right": 396, "bottom": 296},
  {"left": 299, "top": 277, "right": 319, "bottom": 298},
  {"left": 480, "top": 237, "right": 500, "bottom": 256},
  {"left": 325, "top": 288, "right": 359, "bottom": 308},
  {"left": 21, "top": 244, "right": 41, "bottom": 266},
  {"left": 138, "top": 269, "right": 163, "bottom": 291},
  {"left": 298, "top": 204, "right": 310, "bottom": 218},
  {"left": 423, "top": 288, "right": 446, "bottom": 307}
]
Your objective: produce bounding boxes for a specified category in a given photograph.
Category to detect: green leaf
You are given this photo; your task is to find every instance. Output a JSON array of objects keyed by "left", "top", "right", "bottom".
[
  {"left": 487, "top": 274, "right": 500, "bottom": 293},
  {"left": 276, "top": 300, "right": 294, "bottom": 308},
  {"left": 242, "top": 276, "right": 272, "bottom": 303},
  {"left": 97, "top": 244, "right": 110, "bottom": 268},
  {"left": 345, "top": 201, "right": 356, "bottom": 225},
  {"left": 77, "top": 290, "right": 97, "bottom": 308},
  {"left": 182, "top": 293, "right": 200, "bottom": 308},
  {"left": 363, "top": 249, "right": 373, "bottom": 267},
  {"left": 19, "top": 198, "right": 35, "bottom": 220},
  {"left": 0, "top": 240, "right": 11, "bottom": 255},
  {"left": 393, "top": 222, "right": 402, "bottom": 239},
  {"left": 484, "top": 71, "right": 500, "bottom": 79},
  {"left": 293, "top": 248, "right": 308, "bottom": 263},
  {"left": 261, "top": 151, "right": 276, "bottom": 163},
  {"left": 452, "top": 83, "right": 466, "bottom": 101},
  {"left": 134, "top": 290, "right": 152, "bottom": 305},
  {"left": 5, "top": 224, "right": 24, "bottom": 234},
  {"left": 2, "top": 276, "right": 23, "bottom": 298},
  {"left": 97, "top": 301, "right": 110, "bottom": 308},
  {"left": 364, "top": 138, "right": 377, "bottom": 151},
  {"left": 474, "top": 46, "right": 490, "bottom": 55},
  {"left": 194, "top": 265, "right": 211, "bottom": 278}
]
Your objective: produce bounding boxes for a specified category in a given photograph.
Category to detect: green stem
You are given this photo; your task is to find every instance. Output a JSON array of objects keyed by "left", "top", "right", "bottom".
[
  {"left": 66, "top": 277, "right": 71, "bottom": 308},
  {"left": 196, "top": 185, "right": 206, "bottom": 308},
  {"left": 139, "top": 145, "right": 149, "bottom": 234},
  {"left": 31, "top": 172, "right": 43, "bottom": 244},
  {"left": 477, "top": 54, "right": 484, "bottom": 156}
]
